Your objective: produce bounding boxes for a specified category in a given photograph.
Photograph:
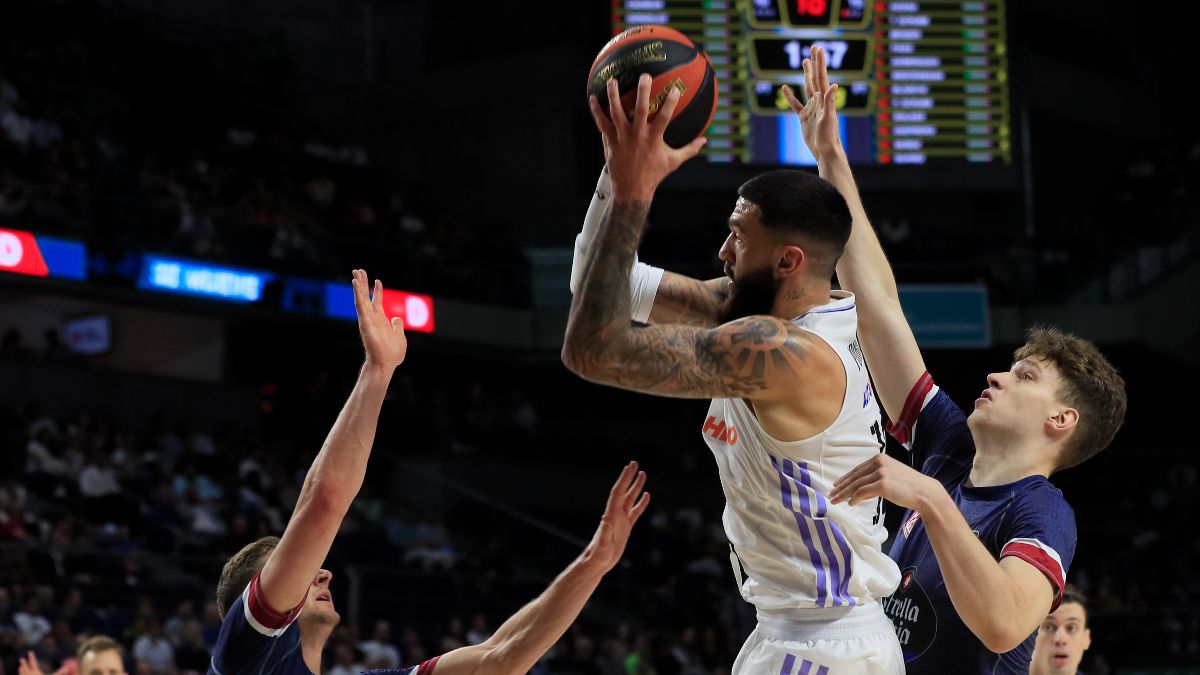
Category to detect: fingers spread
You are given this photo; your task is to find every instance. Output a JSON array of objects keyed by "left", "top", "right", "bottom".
[
  {"left": 781, "top": 85, "right": 803, "bottom": 114},
  {"left": 672, "top": 134, "right": 708, "bottom": 165},
  {"left": 651, "top": 86, "right": 681, "bottom": 136},
  {"left": 625, "top": 469, "right": 647, "bottom": 504},
  {"left": 803, "top": 58, "right": 815, "bottom": 100},
  {"left": 611, "top": 461, "right": 636, "bottom": 497},
  {"left": 630, "top": 491, "right": 651, "bottom": 522},
  {"left": 825, "top": 82, "right": 839, "bottom": 109},
  {"left": 633, "top": 73, "right": 652, "bottom": 127},
  {"left": 590, "top": 95, "right": 618, "bottom": 140},
  {"left": 352, "top": 269, "right": 369, "bottom": 313},
  {"left": 606, "top": 78, "right": 626, "bottom": 138}
]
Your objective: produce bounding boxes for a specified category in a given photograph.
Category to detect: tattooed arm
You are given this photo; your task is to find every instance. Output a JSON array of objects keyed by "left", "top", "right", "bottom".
[
  {"left": 647, "top": 272, "right": 730, "bottom": 328},
  {"left": 563, "top": 200, "right": 818, "bottom": 400}
]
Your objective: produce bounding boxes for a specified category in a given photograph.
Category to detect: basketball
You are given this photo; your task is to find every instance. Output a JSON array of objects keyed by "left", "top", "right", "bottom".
[{"left": 587, "top": 25, "right": 718, "bottom": 148}]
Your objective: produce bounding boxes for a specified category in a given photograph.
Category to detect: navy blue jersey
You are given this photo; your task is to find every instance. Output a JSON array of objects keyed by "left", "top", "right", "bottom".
[
  {"left": 208, "top": 574, "right": 437, "bottom": 675},
  {"left": 883, "top": 373, "right": 1076, "bottom": 674}
]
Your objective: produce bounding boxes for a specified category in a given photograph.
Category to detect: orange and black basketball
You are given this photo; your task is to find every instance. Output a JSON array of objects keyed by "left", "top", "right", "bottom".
[{"left": 587, "top": 25, "right": 718, "bottom": 149}]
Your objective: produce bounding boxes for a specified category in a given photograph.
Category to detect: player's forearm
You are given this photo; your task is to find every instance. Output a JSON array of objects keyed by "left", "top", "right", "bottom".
[
  {"left": 478, "top": 556, "right": 608, "bottom": 674},
  {"left": 821, "top": 150, "right": 900, "bottom": 303},
  {"left": 297, "top": 364, "right": 392, "bottom": 509},
  {"left": 917, "top": 488, "right": 1036, "bottom": 652},
  {"left": 571, "top": 169, "right": 666, "bottom": 325},
  {"left": 562, "top": 199, "right": 650, "bottom": 372}
]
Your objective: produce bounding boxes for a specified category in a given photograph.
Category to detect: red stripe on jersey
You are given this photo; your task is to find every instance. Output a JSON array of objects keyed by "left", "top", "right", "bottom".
[
  {"left": 416, "top": 656, "right": 440, "bottom": 675},
  {"left": 1001, "top": 541, "right": 1066, "bottom": 611},
  {"left": 247, "top": 573, "right": 306, "bottom": 630},
  {"left": 886, "top": 371, "right": 934, "bottom": 447}
]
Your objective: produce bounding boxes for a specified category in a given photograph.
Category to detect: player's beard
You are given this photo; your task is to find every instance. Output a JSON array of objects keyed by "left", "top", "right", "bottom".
[{"left": 718, "top": 265, "right": 779, "bottom": 323}]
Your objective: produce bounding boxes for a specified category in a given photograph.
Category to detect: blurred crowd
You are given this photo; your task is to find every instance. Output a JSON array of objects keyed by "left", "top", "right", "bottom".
[{"left": 0, "top": 2, "right": 528, "bottom": 306}]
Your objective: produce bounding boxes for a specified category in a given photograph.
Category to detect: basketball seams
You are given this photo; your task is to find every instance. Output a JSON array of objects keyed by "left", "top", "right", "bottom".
[{"left": 587, "top": 24, "right": 717, "bottom": 149}]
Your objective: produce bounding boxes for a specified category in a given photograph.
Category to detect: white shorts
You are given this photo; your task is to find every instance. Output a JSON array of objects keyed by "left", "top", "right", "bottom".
[{"left": 732, "top": 602, "right": 903, "bottom": 675}]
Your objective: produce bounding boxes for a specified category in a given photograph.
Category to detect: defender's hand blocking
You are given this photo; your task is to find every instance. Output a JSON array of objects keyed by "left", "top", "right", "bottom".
[
  {"left": 583, "top": 461, "right": 651, "bottom": 572},
  {"left": 352, "top": 268, "right": 407, "bottom": 371},
  {"left": 589, "top": 74, "right": 707, "bottom": 203},
  {"left": 782, "top": 45, "right": 843, "bottom": 163}
]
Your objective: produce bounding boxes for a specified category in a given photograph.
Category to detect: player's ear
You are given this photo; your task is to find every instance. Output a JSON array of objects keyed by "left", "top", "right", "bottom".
[
  {"left": 1045, "top": 406, "right": 1078, "bottom": 442},
  {"left": 777, "top": 244, "right": 805, "bottom": 277}
]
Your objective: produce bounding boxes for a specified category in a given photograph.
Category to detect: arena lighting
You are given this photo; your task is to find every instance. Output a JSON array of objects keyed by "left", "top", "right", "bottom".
[
  {"left": 323, "top": 282, "right": 435, "bottom": 333},
  {"left": 137, "top": 254, "right": 275, "bottom": 303},
  {"left": 0, "top": 228, "right": 86, "bottom": 280}
]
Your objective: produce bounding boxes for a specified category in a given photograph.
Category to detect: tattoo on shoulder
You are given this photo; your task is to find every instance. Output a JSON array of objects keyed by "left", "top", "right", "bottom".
[{"left": 608, "top": 316, "right": 814, "bottom": 399}]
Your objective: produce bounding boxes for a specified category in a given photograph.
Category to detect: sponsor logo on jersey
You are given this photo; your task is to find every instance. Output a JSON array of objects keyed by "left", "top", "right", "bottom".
[
  {"left": 884, "top": 566, "right": 937, "bottom": 661},
  {"left": 702, "top": 416, "right": 738, "bottom": 445},
  {"left": 902, "top": 510, "right": 921, "bottom": 539},
  {"left": 863, "top": 382, "right": 874, "bottom": 409}
]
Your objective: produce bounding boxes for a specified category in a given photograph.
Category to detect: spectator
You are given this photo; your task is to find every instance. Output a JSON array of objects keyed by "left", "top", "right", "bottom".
[
  {"left": 14, "top": 596, "right": 52, "bottom": 645},
  {"left": 78, "top": 451, "right": 121, "bottom": 498},
  {"left": 131, "top": 620, "right": 174, "bottom": 675},
  {"left": 357, "top": 621, "right": 400, "bottom": 670},
  {"left": 465, "top": 614, "right": 491, "bottom": 646},
  {"left": 171, "top": 623, "right": 209, "bottom": 675},
  {"left": 324, "top": 643, "right": 362, "bottom": 675},
  {"left": 162, "top": 602, "right": 195, "bottom": 647}
]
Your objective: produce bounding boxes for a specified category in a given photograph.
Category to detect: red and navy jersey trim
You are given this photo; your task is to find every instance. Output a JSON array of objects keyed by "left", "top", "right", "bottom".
[
  {"left": 362, "top": 657, "right": 440, "bottom": 675},
  {"left": 1000, "top": 537, "right": 1067, "bottom": 611},
  {"left": 243, "top": 573, "right": 306, "bottom": 637},
  {"left": 886, "top": 370, "right": 935, "bottom": 448}
]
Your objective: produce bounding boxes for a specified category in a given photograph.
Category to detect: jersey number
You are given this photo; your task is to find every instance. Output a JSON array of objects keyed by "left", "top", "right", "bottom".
[{"left": 870, "top": 421, "right": 885, "bottom": 526}]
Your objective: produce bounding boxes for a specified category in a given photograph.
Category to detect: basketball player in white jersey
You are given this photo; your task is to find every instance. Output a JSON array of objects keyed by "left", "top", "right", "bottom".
[{"left": 564, "top": 74, "right": 903, "bottom": 673}]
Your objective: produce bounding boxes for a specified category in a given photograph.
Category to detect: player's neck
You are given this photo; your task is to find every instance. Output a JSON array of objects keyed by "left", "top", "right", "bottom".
[
  {"left": 968, "top": 438, "right": 1052, "bottom": 487},
  {"left": 774, "top": 279, "right": 831, "bottom": 319},
  {"left": 301, "top": 628, "right": 331, "bottom": 674}
]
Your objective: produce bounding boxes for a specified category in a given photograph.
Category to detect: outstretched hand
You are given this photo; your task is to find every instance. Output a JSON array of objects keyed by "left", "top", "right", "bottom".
[
  {"left": 582, "top": 461, "right": 651, "bottom": 572},
  {"left": 782, "top": 45, "right": 843, "bottom": 163},
  {"left": 352, "top": 268, "right": 407, "bottom": 372},
  {"left": 18, "top": 651, "right": 42, "bottom": 675},
  {"left": 830, "top": 453, "right": 942, "bottom": 510},
  {"left": 589, "top": 74, "right": 707, "bottom": 202}
]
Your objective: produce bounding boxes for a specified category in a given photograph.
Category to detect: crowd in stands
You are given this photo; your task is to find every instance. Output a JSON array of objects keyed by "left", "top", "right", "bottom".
[{"left": 0, "top": 2, "right": 528, "bottom": 306}]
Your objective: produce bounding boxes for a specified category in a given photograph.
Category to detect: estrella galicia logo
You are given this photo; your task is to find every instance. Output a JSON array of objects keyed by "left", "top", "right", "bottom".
[{"left": 882, "top": 567, "right": 936, "bottom": 662}]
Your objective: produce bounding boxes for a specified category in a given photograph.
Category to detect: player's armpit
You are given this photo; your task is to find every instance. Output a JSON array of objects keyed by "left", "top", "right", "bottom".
[
  {"left": 646, "top": 272, "right": 730, "bottom": 328},
  {"left": 565, "top": 315, "right": 826, "bottom": 400}
]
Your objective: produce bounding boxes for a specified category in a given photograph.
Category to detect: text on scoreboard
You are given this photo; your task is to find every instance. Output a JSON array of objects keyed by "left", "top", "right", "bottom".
[{"left": 612, "top": 0, "right": 1011, "bottom": 167}]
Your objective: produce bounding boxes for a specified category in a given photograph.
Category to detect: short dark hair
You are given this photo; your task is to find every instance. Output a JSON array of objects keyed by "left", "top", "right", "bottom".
[
  {"left": 1013, "top": 326, "right": 1127, "bottom": 471},
  {"left": 216, "top": 536, "right": 279, "bottom": 619},
  {"left": 1061, "top": 584, "right": 1088, "bottom": 622},
  {"left": 736, "top": 170, "right": 852, "bottom": 279},
  {"left": 76, "top": 635, "right": 123, "bottom": 662}
]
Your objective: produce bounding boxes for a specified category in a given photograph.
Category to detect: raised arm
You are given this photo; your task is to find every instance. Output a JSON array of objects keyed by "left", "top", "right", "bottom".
[
  {"left": 571, "top": 166, "right": 729, "bottom": 328},
  {"left": 426, "top": 463, "right": 650, "bottom": 675},
  {"left": 785, "top": 46, "right": 927, "bottom": 420},
  {"left": 257, "top": 269, "right": 407, "bottom": 614},
  {"left": 563, "top": 76, "right": 833, "bottom": 400}
]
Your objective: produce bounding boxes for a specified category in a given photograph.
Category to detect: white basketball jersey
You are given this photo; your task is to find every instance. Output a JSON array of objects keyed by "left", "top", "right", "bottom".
[{"left": 701, "top": 291, "right": 901, "bottom": 611}]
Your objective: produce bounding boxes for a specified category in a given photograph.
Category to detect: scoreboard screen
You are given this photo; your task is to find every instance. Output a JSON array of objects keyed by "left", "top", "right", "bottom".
[{"left": 611, "top": 0, "right": 1011, "bottom": 167}]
